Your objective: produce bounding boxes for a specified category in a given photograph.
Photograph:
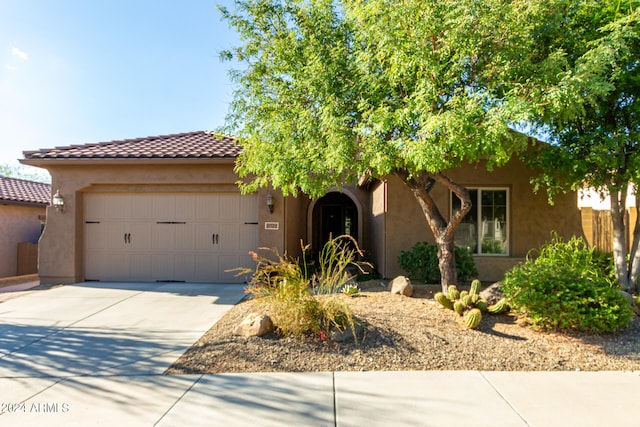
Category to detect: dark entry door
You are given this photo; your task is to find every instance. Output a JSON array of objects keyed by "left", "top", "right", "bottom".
[{"left": 315, "top": 193, "right": 358, "bottom": 252}]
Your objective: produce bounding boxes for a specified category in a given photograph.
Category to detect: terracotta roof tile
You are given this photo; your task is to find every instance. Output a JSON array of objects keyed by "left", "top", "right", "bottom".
[
  {"left": 22, "top": 131, "right": 241, "bottom": 160},
  {"left": 0, "top": 176, "right": 51, "bottom": 205}
]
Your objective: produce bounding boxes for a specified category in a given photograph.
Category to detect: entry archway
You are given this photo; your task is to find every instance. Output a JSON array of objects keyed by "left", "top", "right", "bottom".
[{"left": 308, "top": 190, "right": 362, "bottom": 255}]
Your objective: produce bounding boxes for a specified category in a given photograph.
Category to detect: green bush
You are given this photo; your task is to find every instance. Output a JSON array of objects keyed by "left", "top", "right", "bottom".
[
  {"left": 398, "top": 242, "right": 478, "bottom": 284},
  {"left": 502, "top": 234, "right": 633, "bottom": 333}
]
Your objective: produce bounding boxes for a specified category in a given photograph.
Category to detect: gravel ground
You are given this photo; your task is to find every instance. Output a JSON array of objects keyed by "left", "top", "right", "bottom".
[{"left": 166, "top": 282, "right": 640, "bottom": 374}]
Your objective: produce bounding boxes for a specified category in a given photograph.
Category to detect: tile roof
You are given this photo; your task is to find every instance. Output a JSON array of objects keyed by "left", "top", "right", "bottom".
[
  {"left": 22, "top": 131, "right": 241, "bottom": 160},
  {"left": 0, "top": 176, "right": 51, "bottom": 206}
]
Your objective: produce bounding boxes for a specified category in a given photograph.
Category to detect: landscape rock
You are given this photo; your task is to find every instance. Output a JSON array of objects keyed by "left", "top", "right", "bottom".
[
  {"left": 620, "top": 291, "right": 640, "bottom": 314},
  {"left": 234, "top": 313, "right": 274, "bottom": 337},
  {"left": 388, "top": 276, "right": 413, "bottom": 296},
  {"left": 480, "top": 281, "right": 504, "bottom": 305}
]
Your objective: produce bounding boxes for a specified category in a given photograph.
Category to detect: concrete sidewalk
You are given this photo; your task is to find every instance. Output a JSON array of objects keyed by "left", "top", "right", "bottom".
[
  {"left": 1, "top": 281, "right": 639, "bottom": 426},
  {"left": 0, "top": 370, "right": 638, "bottom": 426}
]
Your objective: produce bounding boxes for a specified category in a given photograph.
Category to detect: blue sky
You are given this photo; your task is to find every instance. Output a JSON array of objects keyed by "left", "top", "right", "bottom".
[{"left": 0, "top": 0, "right": 239, "bottom": 171}]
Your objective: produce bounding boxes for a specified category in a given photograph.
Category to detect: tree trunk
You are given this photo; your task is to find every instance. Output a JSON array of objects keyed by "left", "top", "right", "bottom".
[
  {"left": 394, "top": 170, "right": 472, "bottom": 294},
  {"left": 609, "top": 186, "right": 630, "bottom": 289}
]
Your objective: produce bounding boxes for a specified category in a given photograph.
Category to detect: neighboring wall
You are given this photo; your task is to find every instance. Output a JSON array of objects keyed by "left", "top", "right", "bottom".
[
  {"left": 0, "top": 204, "right": 44, "bottom": 277},
  {"left": 374, "top": 156, "right": 584, "bottom": 282}
]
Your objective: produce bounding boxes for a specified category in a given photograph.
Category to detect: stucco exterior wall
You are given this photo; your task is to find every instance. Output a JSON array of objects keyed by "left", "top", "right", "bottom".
[
  {"left": 379, "top": 156, "right": 584, "bottom": 282},
  {"left": 0, "top": 204, "right": 45, "bottom": 278},
  {"left": 38, "top": 162, "right": 283, "bottom": 284}
]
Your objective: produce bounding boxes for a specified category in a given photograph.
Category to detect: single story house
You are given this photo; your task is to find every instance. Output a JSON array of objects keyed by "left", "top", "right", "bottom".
[
  {"left": 0, "top": 175, "right": 50, "bottom": 277},
  {"left": 21, "top": 131, "right": 584, "bottom": 285}
]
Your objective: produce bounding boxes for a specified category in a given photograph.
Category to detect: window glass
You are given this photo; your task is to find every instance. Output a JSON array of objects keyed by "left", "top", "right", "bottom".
[
  {"left": 453, "top": 189, "right": 508, "bottom": 255},
  {"left": 452, "top": 190, "right": 478, "bottom": 253}
]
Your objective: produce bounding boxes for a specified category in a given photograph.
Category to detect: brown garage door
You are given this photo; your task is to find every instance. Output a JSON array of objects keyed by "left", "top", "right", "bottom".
[{"left": 84, "top": 193, "right": 258, "bottom": 283}]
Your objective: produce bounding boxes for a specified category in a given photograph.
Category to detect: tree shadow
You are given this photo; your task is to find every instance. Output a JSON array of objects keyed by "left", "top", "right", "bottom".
[{"left": 0, "top": 323, "right": 194, "bottom": 378}]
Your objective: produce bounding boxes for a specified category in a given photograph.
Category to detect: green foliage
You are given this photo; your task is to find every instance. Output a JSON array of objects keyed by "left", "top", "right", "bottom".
[
  {"left": 502, "top": 235, "right": 634, "bottom": 333},
  {"left": 398, "top": 242, "right": 477, "bottom": 284},
  {"left": 518, "top": 1, "right": 640, "bottom": 290},
  {"left": 241, "top": 237, "right": 362, "bottom": 338},
  {"left": 219, "top": 0, "right": 535, "bottom": 290},
  {"left": 220, "top": 0, "right": 534, "bottom": 198},
  {"left": 341, "top": 283, "right": 360, "bottom": 297}
]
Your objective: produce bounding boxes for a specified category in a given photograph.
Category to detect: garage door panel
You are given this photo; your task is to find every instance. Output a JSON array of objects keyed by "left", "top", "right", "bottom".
[
  {"left": 240, "top": 223, "right": 259, "bottom": 252},
  {"left": 85, "top": 193, "right": 258, "bottom": 283},
  {"left": 130, "top": 195, "right": 154, "bottom": 220},
  {"left": 193, "top": 224, "right": 218, "bottom": 251},
  {"left": 220, "top": 224, "right": 240, "bottom": 251},
  {"left": 129, "top": 253, "right": 152, "bottom": 281},
  {"left": 219, "top": 194, "right": 240, "bottom": 221},
  {"left": 195, "top": 195, "right": 220, "bottom": 221},
  {"left": 239, "top": 196, "right": 259, "bottom": 222},
  {"left": 127, "top": 223, "right": 152, "bottom": 250},
  {"left": 175, "top": 195, "right": 196, "bottom": 221}
]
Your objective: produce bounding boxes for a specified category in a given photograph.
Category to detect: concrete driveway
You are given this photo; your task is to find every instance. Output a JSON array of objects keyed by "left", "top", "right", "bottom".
[{"left": 0, "top": 282, "right": 245, "bottom": 378}]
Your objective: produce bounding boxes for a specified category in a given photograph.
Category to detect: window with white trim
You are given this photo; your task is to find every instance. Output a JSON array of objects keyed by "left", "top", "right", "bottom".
[{"left": 451, "top": 188, "right": 509, "bottom": 255}]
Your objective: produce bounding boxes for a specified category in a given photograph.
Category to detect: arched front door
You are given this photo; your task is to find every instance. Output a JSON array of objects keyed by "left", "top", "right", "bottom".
[{"left": 312, "top": 192, "right": 358, "bottom": 254}]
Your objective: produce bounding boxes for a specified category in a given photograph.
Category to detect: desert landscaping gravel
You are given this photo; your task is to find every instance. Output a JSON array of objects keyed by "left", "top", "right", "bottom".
[{"left": 166, "top": 282, "right": 640, "bottom": 374}]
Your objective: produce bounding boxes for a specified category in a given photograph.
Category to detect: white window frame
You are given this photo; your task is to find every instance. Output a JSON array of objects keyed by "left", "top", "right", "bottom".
[{"left": 450, "top": 187, "right": 510, "bottom": 256}]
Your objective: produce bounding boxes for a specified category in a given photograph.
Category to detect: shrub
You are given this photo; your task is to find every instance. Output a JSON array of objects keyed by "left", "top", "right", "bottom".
[
  {"left": 398, "top": 242, "right": 478, "bottom": 284},
  {"left": 502, "top": 234, "right": 633, "bottom": 333}
]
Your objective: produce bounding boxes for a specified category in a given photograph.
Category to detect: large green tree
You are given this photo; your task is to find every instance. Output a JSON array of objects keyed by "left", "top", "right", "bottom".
[
  {"left": 521, "top": 0, "right": 640, "bottom": 292},
  {"left": 219, "top": 0, "right": 536, "bottom": 292}
]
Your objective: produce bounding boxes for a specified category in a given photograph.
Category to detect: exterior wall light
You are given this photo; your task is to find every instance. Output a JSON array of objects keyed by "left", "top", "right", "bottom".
[
  {"left": 266, "top": 193, "right": 274, "bottom": 214},
  {"left": 52, "top": 189, "right": 65, "bottom": 212}
]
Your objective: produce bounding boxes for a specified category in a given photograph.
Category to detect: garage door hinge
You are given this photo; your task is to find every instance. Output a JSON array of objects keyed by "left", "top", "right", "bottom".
[{"left": 85, "top": 221, "right": 100, "bottom": 224}]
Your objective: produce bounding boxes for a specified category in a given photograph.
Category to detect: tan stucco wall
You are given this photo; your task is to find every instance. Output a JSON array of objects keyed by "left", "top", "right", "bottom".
[
  {"left": 38, "top": 162, "right": 282, "bottom": 284},
  {"left": 0, "top": 204, "right": 45, "bottom": 278},
  {"left": 376, "top": 156, "right": 584, "bottom": 282}
]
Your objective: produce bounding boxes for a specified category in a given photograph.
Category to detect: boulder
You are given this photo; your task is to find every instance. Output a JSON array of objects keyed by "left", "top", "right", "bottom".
[
  {"left": 388, "top": 275, "right": 414, "bottom": 297},
  {"left": 234, "top": 313, "right": 274, "bottom": 337},
  {"left": 480, "top": 281, "right": 504, "bottom": 305}
]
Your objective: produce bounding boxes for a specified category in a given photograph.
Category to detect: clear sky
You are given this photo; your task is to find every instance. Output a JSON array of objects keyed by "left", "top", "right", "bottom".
[{"left": 0, "top": 0, "right": 240, "bottom": 172}]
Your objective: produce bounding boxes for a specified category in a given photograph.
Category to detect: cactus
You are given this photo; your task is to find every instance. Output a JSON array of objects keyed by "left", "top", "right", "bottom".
[
  {"left": 463, "top": 308, "right": 482, "bottom": 329},
  {"left": 487, "top": 298, "right": 509, "bottom": 314},
  {"left": 453, "top": 300, "right": 465, "bottom": 316},
  {"left": 462, "top": 294, "right": 473, "bottom": 306},
  {"left": 476, "top": 299, "right": 488, "bottom": 312},
  {"left": 459, "top": 290, "right": 469, "bottom": 300},
  {"left": 471, "top": 294, "right": 480, "bottom": 304},
  {"left": 447, "top": 285, "right": 460, "bottom": 301},
  {"left": 434, "top": 292, "right": 453, "bottom": 309},
  {"left": 470, "top": 279, "right": 481, "bottom": 296}
]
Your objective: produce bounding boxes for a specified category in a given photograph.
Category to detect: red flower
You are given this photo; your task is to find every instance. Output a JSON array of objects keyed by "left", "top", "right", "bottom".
[{"left": 318, "top": 331, "right": 327, "bottom": 341}]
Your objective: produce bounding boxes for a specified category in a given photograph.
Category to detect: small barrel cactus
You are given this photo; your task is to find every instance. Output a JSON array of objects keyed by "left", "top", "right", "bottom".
[
  {"left": 462, "top": 294, "right": 473, "bottom": 306},
  {"left": 469, "top": 279, "right": 481, "bottom": 296},
  {"left": 464, "top": 308, "right": 482, "bottom": 329},
  {"left": 434, "top": 292, "right": 453, "bottom": 309},
  {"left": 447, "top": 285, "right": 460, "bottom": 301},
  {"left": 453, "top": 300, "right": 465, "bottom": 316},
  {"left": 475, "top": 299, "right": 488, "bottom": 312},
  {"left": 488, "top": 298, "right": 509, "bottom": 314}
]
